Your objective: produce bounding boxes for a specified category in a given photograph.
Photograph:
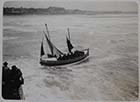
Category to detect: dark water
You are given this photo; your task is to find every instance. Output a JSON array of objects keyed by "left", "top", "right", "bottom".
[{"left": 3, "top": 14, "right": 138, "bottom": 101}]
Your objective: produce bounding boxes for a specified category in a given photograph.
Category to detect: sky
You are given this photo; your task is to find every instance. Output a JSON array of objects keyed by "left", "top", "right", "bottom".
[{"left": 3, "top": 1, "right": 138, "bottom": 12}]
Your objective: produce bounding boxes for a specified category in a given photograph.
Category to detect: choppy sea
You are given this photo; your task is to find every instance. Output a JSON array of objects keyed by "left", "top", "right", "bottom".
[{"left": 3, "top": 13, "right": 138, "bottom": 101}]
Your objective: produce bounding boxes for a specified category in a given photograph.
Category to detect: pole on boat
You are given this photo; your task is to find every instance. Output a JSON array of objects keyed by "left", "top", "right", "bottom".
[
  {"left": 43, "top": 31, "right": 54, "bottom": 56},
  {"left": 67, "top": 28, "right": 71, "bottom": 40},
  {"left": 45, "top": 24, "right": 50, "bottom": 40}
]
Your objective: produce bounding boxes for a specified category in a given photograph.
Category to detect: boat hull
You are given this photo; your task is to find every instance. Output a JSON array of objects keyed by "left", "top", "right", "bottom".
[{"left": 40, "top": 49, "right": 89, "bottom": 66}]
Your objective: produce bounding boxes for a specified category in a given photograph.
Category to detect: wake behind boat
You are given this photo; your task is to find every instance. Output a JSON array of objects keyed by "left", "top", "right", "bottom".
[{"left": 40, "top": 24, "right": 89, "bottom": 66}]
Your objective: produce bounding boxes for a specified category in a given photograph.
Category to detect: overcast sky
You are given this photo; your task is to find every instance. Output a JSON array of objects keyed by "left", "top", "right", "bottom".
[{"left": 4, "top": 1, "right": 137, "bottom": 12}]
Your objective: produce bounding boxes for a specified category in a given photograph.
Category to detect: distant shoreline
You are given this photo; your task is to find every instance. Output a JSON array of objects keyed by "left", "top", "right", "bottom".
[{"left": 3, "top": 7, "right": 138, "bottom": 16}]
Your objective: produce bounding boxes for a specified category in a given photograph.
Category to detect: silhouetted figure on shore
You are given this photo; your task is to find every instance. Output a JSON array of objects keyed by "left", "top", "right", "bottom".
[
  {"left": 10, "top": 65, "right": 24, "bottom": 99},
  {"left": 2, "top": 62, "right": 11, "bottom": 99},
  {"left": 2, "top": 62, "right": 24, "bottom": 99}
]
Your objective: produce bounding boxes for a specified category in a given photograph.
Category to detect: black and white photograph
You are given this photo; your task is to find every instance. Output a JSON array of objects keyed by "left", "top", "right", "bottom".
[{"left": 1, "top": 0, "right": 139, "bottom": 101}]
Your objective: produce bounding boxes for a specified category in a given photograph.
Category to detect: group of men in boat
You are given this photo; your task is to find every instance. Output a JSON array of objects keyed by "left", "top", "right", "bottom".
[
  {"left": 57, "top": 50, "right": 84, "bottom": 60},
  {"left": 2, "top": 62, "right": 24, "bottom": 99}
]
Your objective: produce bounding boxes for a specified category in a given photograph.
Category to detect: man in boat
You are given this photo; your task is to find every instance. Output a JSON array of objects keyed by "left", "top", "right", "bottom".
[
  {"left": 57, "top": 54, "right": 63, "bottom": 60},
  {"left": 2, "top": 62, "right": 11, "bottom": 99},
  {"left": 66, "top": 36, "right": 84, "bottom": 58},
  {"left": 74, "top": 50, "right": 84, "bottom": 56},
  {"left": 10, "top": 65, "right": 24, "bottom": 99}
]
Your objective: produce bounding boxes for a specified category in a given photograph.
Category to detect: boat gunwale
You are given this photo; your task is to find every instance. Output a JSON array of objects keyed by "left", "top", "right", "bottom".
[{"left": 40, "top": 48, "right": 89, "bottom": 66}]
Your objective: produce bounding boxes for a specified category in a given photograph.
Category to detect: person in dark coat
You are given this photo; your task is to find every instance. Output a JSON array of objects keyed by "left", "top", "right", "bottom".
[
  {"left": 2, "top": 62, "right": 24, "bottom": 99},
  {"left": 2, "top": 62, "right": 10, "bottom": 83},
  {"left": 10, "top": 65, "right": 24, "bottom": 99},
  {"left": 2, "top": 62, "right": 11, "bottom": 99}
]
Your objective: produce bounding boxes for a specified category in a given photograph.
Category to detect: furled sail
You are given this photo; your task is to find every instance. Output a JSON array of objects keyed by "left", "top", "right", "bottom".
[
  {"left": 66, "top": 28, "right": 74, "bottom": 53},
  {"left": 66, "top": 37, "right": 73, "bottom": 53},
  {"left": 43, "top": 31, "right": 63, "bottom": 58},
  {"left": 40, "top": 38, "right": 45, "bottom": 57}
]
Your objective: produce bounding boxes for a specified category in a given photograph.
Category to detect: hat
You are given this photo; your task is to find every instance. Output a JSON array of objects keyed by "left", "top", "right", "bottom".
[
  {"left": 3, "top": 62, "right": 8, "bottom": 66},
  {"left": 11, "top": 65, "right": 17, "bottom": 69}
]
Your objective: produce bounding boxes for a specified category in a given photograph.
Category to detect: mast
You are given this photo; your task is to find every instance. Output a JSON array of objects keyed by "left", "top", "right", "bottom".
[
  {"left": 45, "top": 24, "right": 50, "bottom": 40},
  {"left": 43, "top": 31, "right": 63, "bottom": 57},
  {"left": 67, "top": 28, "right": 70, "bottom": 40},
  {"left": 43, "top": 31, "right": 54, "bottom": 55}
]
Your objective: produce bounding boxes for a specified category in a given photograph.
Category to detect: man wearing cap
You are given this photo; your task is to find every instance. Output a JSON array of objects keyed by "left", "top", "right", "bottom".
[{"left": 2, "top": 61, "right": 11, "bottom": 99}]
